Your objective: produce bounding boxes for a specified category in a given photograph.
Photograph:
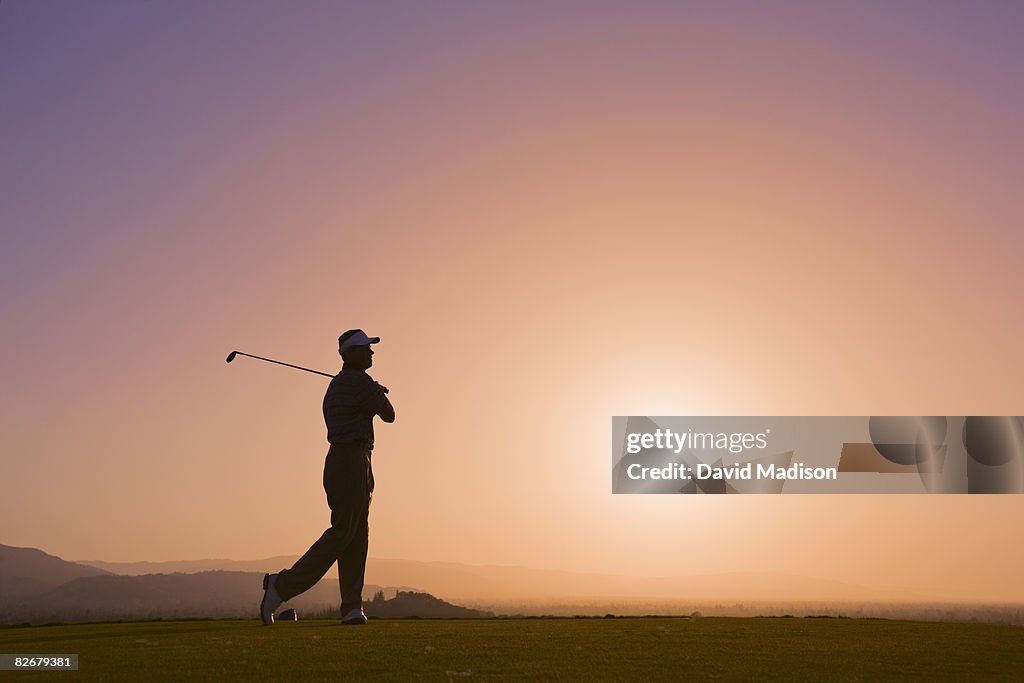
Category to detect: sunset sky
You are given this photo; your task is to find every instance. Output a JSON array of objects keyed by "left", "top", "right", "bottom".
[{"left": 2, "top": 1, "right": 1022, "bottom": 602}]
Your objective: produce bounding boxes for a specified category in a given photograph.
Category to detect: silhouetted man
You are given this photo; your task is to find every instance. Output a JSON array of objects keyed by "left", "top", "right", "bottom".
[{"left": 260, "top": 329, "right": 395, "bottom": 625}]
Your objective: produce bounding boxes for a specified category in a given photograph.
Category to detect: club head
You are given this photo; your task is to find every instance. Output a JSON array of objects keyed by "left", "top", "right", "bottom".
[{"left": 226, "top": 351, "right": 238, "bottom": 363}]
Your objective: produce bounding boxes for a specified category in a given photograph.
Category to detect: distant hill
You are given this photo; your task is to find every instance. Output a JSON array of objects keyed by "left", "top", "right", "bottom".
[
  {"left": 365, "top": 591, "right": 493, "bottom": 618},
  {"left": 0, "top": 544, "right": 112, "bottom": 601}
]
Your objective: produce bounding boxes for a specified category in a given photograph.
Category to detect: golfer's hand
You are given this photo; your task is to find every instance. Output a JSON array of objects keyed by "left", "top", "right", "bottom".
[{"left": 375, "top": 382, "right": 389, "bottom": 395}]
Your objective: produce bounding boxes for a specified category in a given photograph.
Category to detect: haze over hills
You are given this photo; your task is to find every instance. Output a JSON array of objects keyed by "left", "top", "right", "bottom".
[
  {"left": 0, "top": 544, "right": 112, "bottom": 600},
  {"left": 5, "top": 545, "right": 1022, "bottom": 625},
  {"left": 0, "top": 544, "right": 384, "bottom": 622},
  {"left": 77, "top": 553, "right": 967, "bottom": 603},
  {"left": 78, "top": 555, "right": 303, "bottom": 576},
  {"left": 364, "top": 559, "right": 932, "bottom": 603},
  {"left": 0, "top": 545, "right": 487, "bottom": 623},
  {"left": 10, "top": 542, "right": 1014, "bottom": 612}
]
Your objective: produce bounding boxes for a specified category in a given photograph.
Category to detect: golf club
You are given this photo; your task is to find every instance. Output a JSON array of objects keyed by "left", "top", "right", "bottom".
[{"left": 226, "top": 351, "right": 334, "bottom": 378}]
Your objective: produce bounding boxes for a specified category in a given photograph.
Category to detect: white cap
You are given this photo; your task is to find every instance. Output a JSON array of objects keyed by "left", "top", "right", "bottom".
[{"left": 339, "top": 329, "right": 381, "bottom": 353}]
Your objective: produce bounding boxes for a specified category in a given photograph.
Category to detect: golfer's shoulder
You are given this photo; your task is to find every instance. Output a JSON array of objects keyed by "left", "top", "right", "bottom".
[{"left": 331, "top": 368, "right": 373, "bottom": 393}]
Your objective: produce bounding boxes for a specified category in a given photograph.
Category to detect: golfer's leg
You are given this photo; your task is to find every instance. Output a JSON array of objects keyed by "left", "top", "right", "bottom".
[
  {"left": 274, "top": 527, "right": 347, "bottom": 602},
  {"left": 339, "top": 504, "right": 370, "bottom": 615},
  {"left": 276, "top": 446, "right": 360, "bottom": 601}
]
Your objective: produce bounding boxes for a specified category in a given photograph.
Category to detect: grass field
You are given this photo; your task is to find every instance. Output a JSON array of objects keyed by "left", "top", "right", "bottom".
[{"left": 2, "top": 617, "right": 1022, "bottom": 681}]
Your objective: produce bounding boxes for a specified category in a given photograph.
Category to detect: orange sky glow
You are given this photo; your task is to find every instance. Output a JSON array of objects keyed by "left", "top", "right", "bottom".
[{"left": 1, "top": 1, "right": 1022, "bottom": 602}]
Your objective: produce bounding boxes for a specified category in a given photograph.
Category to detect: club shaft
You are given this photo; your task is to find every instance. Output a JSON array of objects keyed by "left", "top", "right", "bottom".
[{"left": 234, "top": 352, "right": 334, "bottom": 378}]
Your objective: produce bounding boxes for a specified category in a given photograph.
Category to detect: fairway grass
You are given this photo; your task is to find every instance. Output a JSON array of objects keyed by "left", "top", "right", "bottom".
[{"left": 2, "top": 617, "right": 1022, "bottom": 681}]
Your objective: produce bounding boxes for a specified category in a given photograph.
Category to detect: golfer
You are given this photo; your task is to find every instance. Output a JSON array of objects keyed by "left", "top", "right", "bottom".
[{"left": 260, "top": 329, "right": 395, "bottom": 625}]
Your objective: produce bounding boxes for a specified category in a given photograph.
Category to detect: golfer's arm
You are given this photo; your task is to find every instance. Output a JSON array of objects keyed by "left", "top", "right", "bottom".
[
  {"left": 362, "top": 379, "right": 395, "bottom": 423},
  {"left": 377, "top": 394, "right": 395, "bottom": 423}
]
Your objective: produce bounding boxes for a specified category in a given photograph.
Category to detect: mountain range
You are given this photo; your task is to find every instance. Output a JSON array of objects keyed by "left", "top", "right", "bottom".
[
  {"left": 5, "top": 543, "right": 1019, "bottom": 626},
  {"left": 0, "top": 544, "right": 488, "bottom": 623},
  {"left": 79, "top": 554, "right": 943, "bottom": 603},
  {"left": 4, "top": 541, "right": 998, "bottom": 624}
]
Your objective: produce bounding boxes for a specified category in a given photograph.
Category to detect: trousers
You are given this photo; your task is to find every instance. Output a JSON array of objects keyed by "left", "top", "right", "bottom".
[{"left": 274, "top": 442, "right": 374, "bottom": 614}]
